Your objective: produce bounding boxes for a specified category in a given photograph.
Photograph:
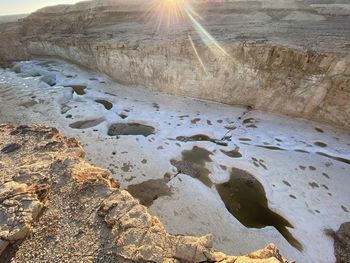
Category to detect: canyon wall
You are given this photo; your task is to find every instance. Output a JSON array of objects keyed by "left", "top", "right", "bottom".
[
  {"left": 26, "top": 38, "right": 350, "bottom": 129},
  {"left": 0, "top": 0, "right": 349, "bottom": 129},
  {"left": 0, "top": 23, "right": 28, "bottom": 67}
]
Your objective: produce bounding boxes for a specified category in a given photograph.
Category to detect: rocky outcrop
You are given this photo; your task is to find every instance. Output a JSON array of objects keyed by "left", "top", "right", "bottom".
[
  {"left": 333, "top": 222, "right": 350, "bottom": 263},
  {"left": 0, "top": 124, "right": 291, "bottom": 262},
  {"left": 0, "top": 22, "right": 28, "bottom": 68},
  {"left": 0, "top": 0, "right": 349, "bottom": 129}
]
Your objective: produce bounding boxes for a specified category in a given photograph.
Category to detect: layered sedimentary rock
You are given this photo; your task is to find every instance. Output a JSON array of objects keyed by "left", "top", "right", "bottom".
[
  {"left": 0, "top": 0, "right": 349, "bottom": 129},
  {"left": 0, "top": 124, "right": 290, "bottom": 262}
]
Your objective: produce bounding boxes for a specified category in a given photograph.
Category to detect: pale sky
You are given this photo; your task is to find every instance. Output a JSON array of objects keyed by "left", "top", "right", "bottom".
[{"left": 0, "top": 0, "right": 84, "bottom": 16}]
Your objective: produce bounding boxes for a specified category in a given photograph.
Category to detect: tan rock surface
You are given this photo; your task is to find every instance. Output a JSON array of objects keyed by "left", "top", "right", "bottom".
[{"left": 0, "top": 124, "right": 291, "bottom": 263}]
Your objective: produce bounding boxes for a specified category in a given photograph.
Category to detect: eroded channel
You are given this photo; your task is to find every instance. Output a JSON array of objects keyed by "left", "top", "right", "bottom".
[{"left": 3, "top": 59, "right": 350, "bottom": 263}]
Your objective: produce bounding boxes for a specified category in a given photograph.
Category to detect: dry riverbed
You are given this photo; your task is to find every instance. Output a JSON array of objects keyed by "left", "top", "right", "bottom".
[{"left": 0, "top": 58, "right": 349, "bottom": 263}]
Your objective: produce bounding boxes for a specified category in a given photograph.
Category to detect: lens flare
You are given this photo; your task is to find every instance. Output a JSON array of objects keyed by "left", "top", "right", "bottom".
[
  {"left": 148, "top": 0, "right": 187, "bottom": 31},
  {"left": 147, "top": 0, "right": 230, "bottom": 72},
  {"left": 188, "top": 34, "right": 208, "bottom": 74},
  {"left": 186, "top": 7, "right": 229, "bottom": 57}
]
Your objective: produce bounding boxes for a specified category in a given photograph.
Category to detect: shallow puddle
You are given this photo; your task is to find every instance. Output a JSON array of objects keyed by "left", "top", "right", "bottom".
[
  {"left": 314, "top": 142, "right": 327, "bottom": 148},
  {"left": 243, "top": 118, "right": 256, "bottom": 124},
  {"left": 152, "top": 102, "right": 160, "bottom": 111},
  {"left": 191, "top": 118, "right": 201, "bottom": 124},
  {"left": 294, "top": 149, "right": 310, "bottom": 153},
  {"left": 119, "top": 113, "right": 128, "bottom": 119},
  {"left": 95, "top": 99, "right": 113, "bottom": 110},
  {"left": 256, "top": 145, "right": 286, "bottom": 151},
  {"left": 216, "top": 168, "right": 302, "bottom": 250},
  {"left": 65, "top": 85, "right": 86, "bottom": 95},
  {"left": 121, "top": 162, "right": 133, "bottom": 172},
  {"left": 176, "top": 134, "right": 227, "bottom": 146},
  {"left": 127, "top": 179, "right": 172, "bottom": 207},
  {"left": 170, "top": 146, "right": 213, "bottom": 187},
  {"left": 239, "top": 138, "right": 252, "bottom": 142},
  {"left": 240, "top": 116, "right": 257, "bottom": 128},
  {"left": 104, "top": 92, "right": 117, "bottom": 97},
  {"left": 107, "top": 123, "right": 155, "bottom": 137},
  {"left": 221, "top": 147, "right": 242, "bottom": 158},
  {"left": 177, "top": 134, "right": 211, "bottom": 142},
  {"left": 69, "top": 118, "right": 104, "bottom": 129},
  {"left": 309, "top": 182, "right": 319, "bottom": 188},
  {"left": 316, "top": 152, "right": 350, "bottom": 165},
  {"left": 315, "top": 127, "right": 324, "bottom": 133},
  {"left": 251, "top": 157, "right": 267, "bottom": 169}
]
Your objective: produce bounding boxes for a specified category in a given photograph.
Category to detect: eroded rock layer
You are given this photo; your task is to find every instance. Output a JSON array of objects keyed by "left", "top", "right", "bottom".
[
  {"left": 333, "top": 222, "right": 350, "bottom": 263},
  {"left": 0, "top": 0, "right": 349, "bottom": 128},
  {"left": 0, "top": 124, "right": 290, "bottom": 263}
]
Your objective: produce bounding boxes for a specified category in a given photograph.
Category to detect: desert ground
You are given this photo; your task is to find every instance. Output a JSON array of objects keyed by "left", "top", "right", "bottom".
[
  {"left": 0, "top": 1, "right": 349, "bottom": 262},
  {"left": 0, "top": 58, "right": 349, "bottom": 262}
]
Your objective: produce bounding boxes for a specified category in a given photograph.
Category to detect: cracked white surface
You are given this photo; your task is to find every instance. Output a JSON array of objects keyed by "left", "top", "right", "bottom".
[{"left": 0, "top": 58, "right": 349, "bottom": 263}]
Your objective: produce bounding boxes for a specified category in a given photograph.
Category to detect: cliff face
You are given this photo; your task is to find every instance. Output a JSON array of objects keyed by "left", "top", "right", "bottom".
[
  {"left": 25, "top": 39, "right": 350, "bottom": 129},
  {"left": 0, "top": 0, "right": 349, "bottom": 129},
  {"left": 0, "top": 22, "right": 28, "bottom": 68},
  {"left": 0, "top": 124, "right": 290, "bottom": 263}
]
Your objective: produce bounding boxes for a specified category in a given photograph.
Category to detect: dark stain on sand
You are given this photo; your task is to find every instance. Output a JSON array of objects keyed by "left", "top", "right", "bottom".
[
  {"left": 127, "top": 179, "right": 172, "bottom": 207},
  {"left": 170, "top": 146, "right": 213, "bottom": 187}
]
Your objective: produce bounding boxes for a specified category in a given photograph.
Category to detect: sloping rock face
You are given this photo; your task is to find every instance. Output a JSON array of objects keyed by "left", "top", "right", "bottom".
[
  {"left": 0, "top": 124, "right": 290, "bottom": 263},
  {"left": 0, "top": 22, "right": 28, "bottom": 68},
  {"left": 0, "top": 0, "right": 349, "bottom": 129},
  {"left": 333, "top": 222, "right": 350, "bottom": 263}
]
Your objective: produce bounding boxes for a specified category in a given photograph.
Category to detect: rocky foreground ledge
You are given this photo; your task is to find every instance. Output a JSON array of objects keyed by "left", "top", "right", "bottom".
[{"left": 0, "top": 124, "right": 290, "bottom": 263}]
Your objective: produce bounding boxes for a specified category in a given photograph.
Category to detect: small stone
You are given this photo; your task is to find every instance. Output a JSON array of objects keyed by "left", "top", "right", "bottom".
[{"left": 1, "top": 143, "right": 21, "bottom": 154}]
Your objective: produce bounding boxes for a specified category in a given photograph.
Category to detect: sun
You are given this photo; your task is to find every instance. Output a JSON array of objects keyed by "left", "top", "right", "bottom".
[
  {"left": 150, "top": 0, "right": 188, "bottom": 30},
  {"left": 146, "top": 0, "right": 229, "bottom": 69},
  {"left": 164, "top": 0, "right": 185, "bottom": 8}
]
